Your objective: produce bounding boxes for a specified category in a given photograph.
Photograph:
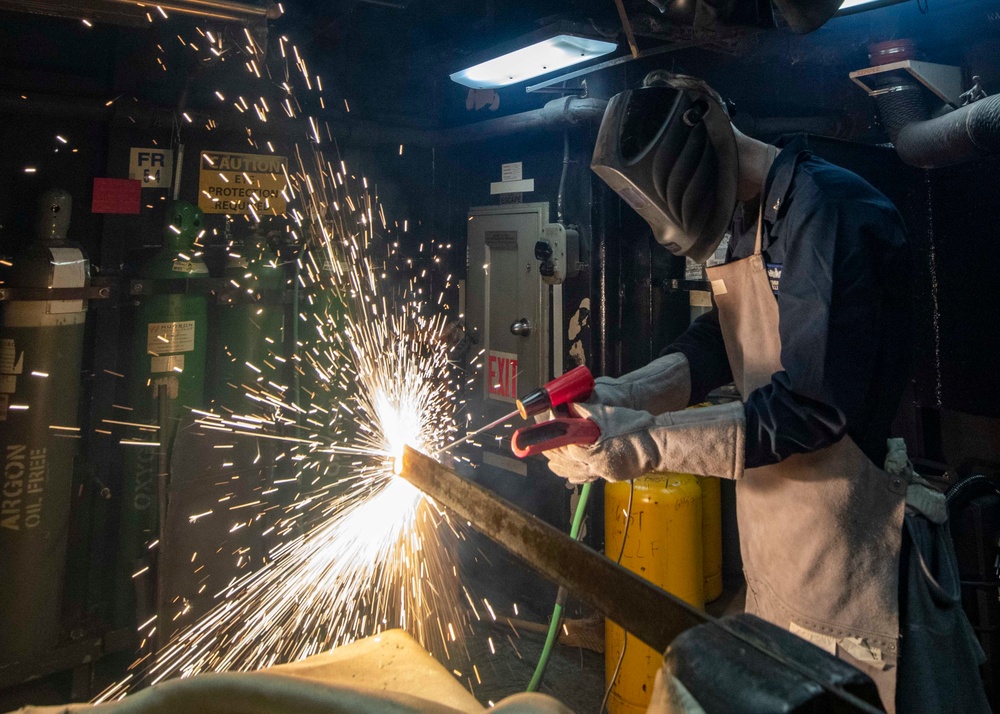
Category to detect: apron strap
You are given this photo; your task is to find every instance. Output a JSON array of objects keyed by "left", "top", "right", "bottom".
[{"left": 753, "top": 202, "right": 764, "bottom": 257}]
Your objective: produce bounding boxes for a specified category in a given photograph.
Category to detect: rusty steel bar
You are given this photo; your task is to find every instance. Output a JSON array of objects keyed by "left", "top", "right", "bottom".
[{"left": 400, "top": 447, "right": 708, "bottom": 652}]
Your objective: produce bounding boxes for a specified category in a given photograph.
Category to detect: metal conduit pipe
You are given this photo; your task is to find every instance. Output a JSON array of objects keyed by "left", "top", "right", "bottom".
[
  {"left": 0, "top": 93, "right": 609, "bottom": 147},
  {"left": 733, "top": 115, "right": 850, "bottom": 142},
  {"left": 102, "top": 0, "right": 282, "bottom": 21},
  {"left": 440, "top": 97, "right": 608, "bottom": 145}
]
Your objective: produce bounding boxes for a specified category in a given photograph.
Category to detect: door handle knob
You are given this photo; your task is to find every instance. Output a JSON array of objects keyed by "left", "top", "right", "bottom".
[{"left": 510, "top": 318, "right": 531, "bottom": 336}]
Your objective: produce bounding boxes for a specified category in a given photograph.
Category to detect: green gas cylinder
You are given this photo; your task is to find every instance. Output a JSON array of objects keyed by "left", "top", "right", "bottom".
[
  {"left": 212, "top": 226, "right": 285, "bottom": 410},
  {"left": 0, "top": 189, "right": 89, "bottom": 661},
  {"left": 115, "top": 202, "right": 209, "bottom": 628}
]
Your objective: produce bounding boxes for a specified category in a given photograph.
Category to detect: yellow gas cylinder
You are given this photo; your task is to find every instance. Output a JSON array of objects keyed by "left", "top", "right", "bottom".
[
  {"left": 699, "top": 475, "right": 723, "bottom": 602},
  {"left": 604, "top": 473, "right": 704, "bottom": 714}
]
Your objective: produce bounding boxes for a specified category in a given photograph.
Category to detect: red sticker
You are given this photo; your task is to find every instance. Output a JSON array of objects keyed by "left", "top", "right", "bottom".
[{"left": 91, "top": 178, "right": 141, "bottom": 214}]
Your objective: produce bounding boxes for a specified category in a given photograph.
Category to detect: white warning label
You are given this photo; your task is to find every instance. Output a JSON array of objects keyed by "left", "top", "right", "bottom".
[
  {"left": 0, "top": 339, "right": 23, "bottom": 375},
  {"left": 151, "top": 354, "right": 185, "bottom": 374},
  {"left": 147, "top": 321, "right": 196, "bottom": 355}
]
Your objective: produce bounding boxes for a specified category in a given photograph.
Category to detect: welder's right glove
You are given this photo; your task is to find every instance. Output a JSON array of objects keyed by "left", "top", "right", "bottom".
[
  {"left": 544, "top": 401, "right": 745, "bottom": 484},
  {"left": 587, "top": 353, "right": 691, "bottom": 416}
]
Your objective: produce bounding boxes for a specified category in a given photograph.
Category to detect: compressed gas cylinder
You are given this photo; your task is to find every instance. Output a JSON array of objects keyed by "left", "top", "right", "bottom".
[
  {"left": 699, "top": 475, "right": 723, "bottom": 602},
  {"left": 604, "top": 473, "right": 703, "bottom": 714},
  {"left": 0, "top": 189, "right": 88, "bottom": 661},
  {"left": 211, "top": 225, "right": 285, "bottom": 409},
  {"left": 151, "top": 226, "right": 287, "bottom": 629},
  {"left": 115, "top": 202, "right": 209, "bottom": 628}
]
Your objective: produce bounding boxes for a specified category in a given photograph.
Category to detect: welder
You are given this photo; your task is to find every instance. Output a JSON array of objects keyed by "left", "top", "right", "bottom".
[{"left": 542, "top": 71, "right": 989, "bottom": 713}]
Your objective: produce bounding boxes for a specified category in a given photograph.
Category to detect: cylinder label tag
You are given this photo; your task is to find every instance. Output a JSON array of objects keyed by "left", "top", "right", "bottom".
[
  {"left": 0, "top": 339, "right": 23, "bottom": 376},
  {"left": 150, "top": 354, "right": 185, "bottom": 374},
  {"left": 48, "top": 247, "right": 87, "bottom": 314},
  {"left": 1, "top": 445, "right": 46, "bottom": 531},
  {"left": 147, "top": 321, "right": 196, "bottom": 354}
]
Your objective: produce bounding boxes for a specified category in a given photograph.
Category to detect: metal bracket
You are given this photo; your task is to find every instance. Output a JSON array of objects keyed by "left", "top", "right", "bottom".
[
  {"left": 849, "top": 60, "right": 964, "bottom": 108},
  {"left": 661, "top": 278, "right": 712, "bottom": 293},
  {"left": 130, "top": 278, "right": 293, "bottom": 304},
  {"left": 216, "top": 288, "right": 292, "bottom": 305},
  {"left": 0, "top": 286, "right": 111, "bottom": 301}
]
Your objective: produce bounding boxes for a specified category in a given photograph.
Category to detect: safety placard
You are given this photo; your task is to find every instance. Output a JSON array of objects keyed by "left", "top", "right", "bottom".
[
  {"left": 488, "top": 350, "right": 518, "bottom": 402},
  {"left": 147, "top": 321, "right": 195, "bottom": 355},
  {"left": 0, "top": 339, "right": 22, "bottom": 376},
  {"left": 198, "top": 151, "right": 288, "bottom": 215},
  {"left": 129, "top": 147, "right": 173, "bottom": 189}
]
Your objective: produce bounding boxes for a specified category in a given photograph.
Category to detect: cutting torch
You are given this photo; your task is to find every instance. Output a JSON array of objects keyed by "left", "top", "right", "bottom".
[{"left": 441, "top": 365, "right": 601, "bottom": 455}]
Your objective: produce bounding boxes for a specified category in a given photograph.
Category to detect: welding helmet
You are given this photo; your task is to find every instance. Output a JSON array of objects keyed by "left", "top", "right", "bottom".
[{"left": 591, "top": 73, "right": 738, "bottom": 264}]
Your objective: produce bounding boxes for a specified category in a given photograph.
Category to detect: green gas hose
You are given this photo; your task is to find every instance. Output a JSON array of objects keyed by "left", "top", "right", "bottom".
[{"left": 526, "top": 481, "right": 592, "bottom": 692}]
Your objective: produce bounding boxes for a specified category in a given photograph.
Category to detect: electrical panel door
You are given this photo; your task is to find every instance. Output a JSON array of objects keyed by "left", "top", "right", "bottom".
[{"left": 466, "top": 203, "right": 552, "bottom": 443}]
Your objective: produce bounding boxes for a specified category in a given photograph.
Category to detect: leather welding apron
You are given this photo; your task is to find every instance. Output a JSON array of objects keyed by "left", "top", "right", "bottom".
[{"left": 706, "top": 211, "right": 907, "bottom": 713}]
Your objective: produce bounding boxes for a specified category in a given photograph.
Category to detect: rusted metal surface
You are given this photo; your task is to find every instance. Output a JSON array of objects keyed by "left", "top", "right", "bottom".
[{"left": 400, "top": 447, "right": 708, "bottom": 653}]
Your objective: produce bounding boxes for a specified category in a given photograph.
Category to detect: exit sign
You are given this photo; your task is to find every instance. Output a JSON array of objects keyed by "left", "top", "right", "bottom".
[{"left": 488, "top": 350, "right": 518, "bottom": 403}]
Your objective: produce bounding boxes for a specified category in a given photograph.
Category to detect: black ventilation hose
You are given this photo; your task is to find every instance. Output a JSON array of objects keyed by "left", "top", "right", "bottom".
[
  {"left": 874, "top": 71, "right": 1000, "bottom": 168},
  {"left": 946, "top": 473, "right": 1000, "bottom": 511},
  {"left": 872, "top": 74, "right": 930, "bottom": 142}
]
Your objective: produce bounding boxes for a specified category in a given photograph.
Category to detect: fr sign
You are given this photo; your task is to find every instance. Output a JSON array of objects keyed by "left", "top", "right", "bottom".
[
  {"left": 129, "top": 147, "right": 173, "bottom": 189},
  {"left": 488, "top": 350, "right": 518, "bottom": 403}
]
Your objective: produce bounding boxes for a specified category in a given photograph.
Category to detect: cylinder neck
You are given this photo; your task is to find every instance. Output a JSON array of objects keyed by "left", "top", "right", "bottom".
[
  {"left": 164, "top": 201, "right": 205, "bottom": 252},
  {"left": 35, "top": 189, "right": 72, "bottom": 244}
]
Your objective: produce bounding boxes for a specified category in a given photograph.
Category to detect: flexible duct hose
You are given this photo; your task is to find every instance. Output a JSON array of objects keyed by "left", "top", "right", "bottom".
[{"left": 874, "top": 73, "right": 1000, "bottom": 168}]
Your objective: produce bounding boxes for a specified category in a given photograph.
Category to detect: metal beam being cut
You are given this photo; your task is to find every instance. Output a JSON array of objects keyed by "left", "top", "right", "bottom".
[
  {"left": 399, "top": 447, "right": 884, "bottom": 713},
  {"left": 400, "top": 446, "right": 710, "bottom": 653}
]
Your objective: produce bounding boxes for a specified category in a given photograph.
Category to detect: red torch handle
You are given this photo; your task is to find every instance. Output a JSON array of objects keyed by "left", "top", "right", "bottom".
[{"left": 511, "top": 418, "right": 601, "bottom": 458}]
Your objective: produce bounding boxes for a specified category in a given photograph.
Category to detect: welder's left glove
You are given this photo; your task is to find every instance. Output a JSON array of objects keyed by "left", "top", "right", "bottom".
[{"left": 544, "top": 401, "right": 746, "bottom": 484}]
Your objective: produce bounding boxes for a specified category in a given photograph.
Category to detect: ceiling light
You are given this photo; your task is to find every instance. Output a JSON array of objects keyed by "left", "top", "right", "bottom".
[
  {"left": 450, "top": 29, "right": 617, "bottom": 90},
  {"left": 836, "top": 0, "right": 909, "bottom": 15}
]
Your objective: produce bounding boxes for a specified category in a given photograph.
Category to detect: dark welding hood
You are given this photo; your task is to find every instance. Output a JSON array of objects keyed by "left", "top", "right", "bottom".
[{"left": 591, "top": 78, "right": 738, "bottom": 264}]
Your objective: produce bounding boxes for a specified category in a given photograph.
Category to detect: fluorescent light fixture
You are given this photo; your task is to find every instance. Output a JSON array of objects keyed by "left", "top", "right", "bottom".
[
  {"left": 451, "top": 34, "right": 617, "bottom": 89},
  {"left": 836, "top": 0, "right": 909, "bottom": 15}
]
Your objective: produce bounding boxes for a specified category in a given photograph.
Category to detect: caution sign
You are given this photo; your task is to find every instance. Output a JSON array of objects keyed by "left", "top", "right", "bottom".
[{"left": 198, "top": 151, "right": 288, "bottom": 215}]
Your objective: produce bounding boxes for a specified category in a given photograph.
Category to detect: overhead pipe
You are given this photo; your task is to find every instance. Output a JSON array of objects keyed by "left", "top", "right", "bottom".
[
  {"left": 101, "top": 0, "right": 283, "bottom": 21},
  {"left": 2, "top": 0, "right": 280, "bottom": 25},
  {"left": 733, "top": 114, "right": 851, "bottom": 142},
  {"left": 439, "top": 97, "right": 609, "bottom": 146},
  {"left": 0, "top": 92, "right": 609, "bottom": 147}
]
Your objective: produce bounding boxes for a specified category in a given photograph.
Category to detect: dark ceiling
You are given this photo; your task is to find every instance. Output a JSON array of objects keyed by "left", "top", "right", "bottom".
[{"left": 0, "top": 0, "right": 998, "bottom": 136}]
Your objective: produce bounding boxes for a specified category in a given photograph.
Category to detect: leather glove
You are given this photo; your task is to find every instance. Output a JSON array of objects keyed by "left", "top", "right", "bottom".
[
  {"left": 587, "top": 353, "right": 691, "bottom": 416},
  {"left": 544, "top": 401, "right": 746, "bottom": 485}
]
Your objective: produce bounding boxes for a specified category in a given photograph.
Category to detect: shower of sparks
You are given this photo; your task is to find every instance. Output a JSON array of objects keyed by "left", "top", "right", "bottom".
[
  {"left": 96, "top": 152, "right": 477, "bottom": 698},
  {"left": 21, "top": 15, "right": 549, "bottom": 704}
]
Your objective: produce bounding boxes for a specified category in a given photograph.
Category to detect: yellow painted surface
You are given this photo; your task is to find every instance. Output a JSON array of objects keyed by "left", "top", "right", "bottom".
[
  {"left": 198, "top": 150, "right": 288, "bottom": 215},
  {"left": 699, "top": 475, "right": 723, "bottom": 602},
  {"left": 605, "top": 473, "right": 704, "bottom": 714}
]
